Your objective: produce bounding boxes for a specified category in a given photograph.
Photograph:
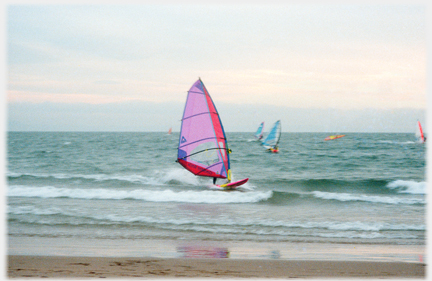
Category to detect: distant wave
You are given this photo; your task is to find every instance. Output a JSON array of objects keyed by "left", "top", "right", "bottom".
[
  {"left": 311, "top": 191, "right": 425, "bottom": 205},
  {"left": 265, "top": 178, "right": 388, "bottom": 188},
  {"left": 261, "top": 178, "right": 426, "bottom": 194},
  {"left": 7, "top": 185, "right": 272, "bottom": 204},
  {"left": 378, "top": 140, "right": 418, "bottom": 145},
  {"left": 267, "top": 188, "right": 425, "bottom": 205},
  {"left": 7, "top": 169, "right": 202, "bottom": 186}
]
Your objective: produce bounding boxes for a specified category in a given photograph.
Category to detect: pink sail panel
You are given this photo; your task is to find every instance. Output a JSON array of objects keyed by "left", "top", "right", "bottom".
[
  {"left": 177, "top": 79, "right": 230, "bottom": 179},
  {"left": 418, "top": 121, "right": 424, "bottom": 142}
]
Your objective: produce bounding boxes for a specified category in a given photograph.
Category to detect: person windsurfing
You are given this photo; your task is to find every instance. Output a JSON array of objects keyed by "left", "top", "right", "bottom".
[{"left": 213, "top": 177, "right": 231, "bottom": 185}]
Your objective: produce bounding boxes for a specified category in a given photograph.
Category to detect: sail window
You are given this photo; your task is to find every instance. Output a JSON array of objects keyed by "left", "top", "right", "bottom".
[{"left": 190, "top": 141, "right": 219, "bottom": 166}]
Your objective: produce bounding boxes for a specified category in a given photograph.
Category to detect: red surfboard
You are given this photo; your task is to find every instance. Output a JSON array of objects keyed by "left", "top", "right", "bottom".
[{"left": 217, "top": 178, "right": 249, "bottom": 190}]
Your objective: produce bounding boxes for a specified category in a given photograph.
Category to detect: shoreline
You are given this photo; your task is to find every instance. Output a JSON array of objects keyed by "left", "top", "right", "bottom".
[
  {"left": 7, "top": 255, "right": 426, "bottom": 278},
  {"left": 8, "top": 236, "right": 426, "bottom": 262},
  {"left": 7, "top": 236, "right": 427, "bottom": 278}
]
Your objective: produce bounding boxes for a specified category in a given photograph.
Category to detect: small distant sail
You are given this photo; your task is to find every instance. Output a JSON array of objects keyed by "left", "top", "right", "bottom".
[
  {"left": 168, "top": 127, "right": 172, "bottom": 135},
  {"left": 416, "top": 121, "right": 425, "bottom": 143},
  {"left": 254, "top": 122, "right": 265, "bottom": 140},
  {"left": 262, "top": 120, "right": 281, "bottom": 149},
  {"left": 177, "top": 79, "right": 231, "bottom": 180},
  {"left": 324, "top": 135, "right": 345, "bottom": 141}
]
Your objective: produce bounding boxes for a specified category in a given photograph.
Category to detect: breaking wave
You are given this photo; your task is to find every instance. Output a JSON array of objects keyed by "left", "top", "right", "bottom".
[
  {"left": 7, "top": 185, "right": 272, "bottom": 204},
  {"left": 386, "top": 180, "right": 426, "bottom": 194}
]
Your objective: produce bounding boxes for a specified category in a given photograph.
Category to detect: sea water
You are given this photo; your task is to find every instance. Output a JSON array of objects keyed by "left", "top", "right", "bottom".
[{"left": 6, "top": 132, "right": 426, "bottom": 260}]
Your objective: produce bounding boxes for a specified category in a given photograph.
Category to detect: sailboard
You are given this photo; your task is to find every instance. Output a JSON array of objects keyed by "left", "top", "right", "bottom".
[
  {"left": 416, "top": 121, "right": 426, "bottom": 143},
  {"left": 324, "top": 135, "right": 345, "bottom": 141},
  {"left": 176, "top": 78, "right": 249, "bottom": 190},
  {"left": 215, "top": 178, "right": 249, "bottom": 190},
  {"left": 168, "top": 127, "right": 172, "bottom": 135},
  {"left": 262, "top": 120, "right": 281, "bottom": 153},
  {"left": 254, "top": 122, "right": 265, "bottom": 140}
]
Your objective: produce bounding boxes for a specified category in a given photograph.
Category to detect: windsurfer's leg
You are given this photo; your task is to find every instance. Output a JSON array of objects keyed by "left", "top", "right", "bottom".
[{"left": 213, "top": 177, "right": 216, "bottom": 185}]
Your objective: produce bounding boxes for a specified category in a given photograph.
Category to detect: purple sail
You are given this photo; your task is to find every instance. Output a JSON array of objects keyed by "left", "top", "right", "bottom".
[{"left": 177, "top": 79, "right": 230, "bottom": 179}]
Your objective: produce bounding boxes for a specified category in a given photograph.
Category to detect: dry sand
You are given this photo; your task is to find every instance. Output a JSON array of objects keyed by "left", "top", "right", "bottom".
[{"left": 7, "top": 255, "right": 426, "bottom": 278}]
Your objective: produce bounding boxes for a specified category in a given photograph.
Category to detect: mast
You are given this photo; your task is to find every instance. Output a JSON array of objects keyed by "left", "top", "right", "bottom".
[{"left": 199, "top": 78, "right": 231, "bottom": 182}]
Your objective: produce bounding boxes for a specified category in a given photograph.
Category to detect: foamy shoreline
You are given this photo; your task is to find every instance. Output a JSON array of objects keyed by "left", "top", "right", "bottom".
[
  {"left": 7, "top": 255, "right": 426, "bottom": 278},
  {"left": 9, "top": 236, "right": 426, "bottom": 262}
]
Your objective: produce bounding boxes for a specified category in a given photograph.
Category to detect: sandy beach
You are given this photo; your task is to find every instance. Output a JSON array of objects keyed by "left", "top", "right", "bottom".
[{"left": 7, "top": 255, "right": 426, "bottom": 278}]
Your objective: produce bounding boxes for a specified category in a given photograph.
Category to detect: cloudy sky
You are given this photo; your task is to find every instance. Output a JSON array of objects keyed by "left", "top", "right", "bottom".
[{"left": 6, "top": 3, "right": 427, "bottom": 132}]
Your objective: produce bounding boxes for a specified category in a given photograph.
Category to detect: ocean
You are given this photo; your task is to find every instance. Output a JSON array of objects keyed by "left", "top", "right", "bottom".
[{"left": 7, "top": 132, "right": 426, "bottom": 261}]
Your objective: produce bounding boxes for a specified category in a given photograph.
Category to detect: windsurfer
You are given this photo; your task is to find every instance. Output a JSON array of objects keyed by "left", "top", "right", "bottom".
[
  {"left": 266, "top": 145, "right": 278, "bottom": 152},
  {"left": 214, "top": 177, "right": 231, "bottom": 184}
]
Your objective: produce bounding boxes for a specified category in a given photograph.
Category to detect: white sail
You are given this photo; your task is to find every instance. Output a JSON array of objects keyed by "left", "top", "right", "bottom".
[{"left": 254, "top": 122, "right": 264, "bottom": 140}]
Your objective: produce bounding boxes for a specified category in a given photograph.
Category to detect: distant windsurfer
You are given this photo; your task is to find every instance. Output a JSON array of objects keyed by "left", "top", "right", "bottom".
[{"left": 267, "top": 145, "right": 278, "bottom": 153}]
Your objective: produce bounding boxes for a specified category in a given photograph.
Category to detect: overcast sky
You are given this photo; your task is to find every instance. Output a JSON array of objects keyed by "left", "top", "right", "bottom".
[{"left": 6, "top": 3, "right": 427, "bottom": 132}]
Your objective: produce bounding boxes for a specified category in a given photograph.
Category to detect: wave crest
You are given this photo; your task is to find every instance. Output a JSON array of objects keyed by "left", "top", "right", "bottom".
[
  {"left": 7, "top": 185, "right": 272, "bottom": 204},
  {"left": 7, "top": 169, "right": 202, "bottom": 186},
  {"left": 311, "top": 191, "right": 425, "bottom": 205}
]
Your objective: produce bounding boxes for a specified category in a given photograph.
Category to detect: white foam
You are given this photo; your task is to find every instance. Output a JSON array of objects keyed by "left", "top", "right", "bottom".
[
  {"left": 311, "top": 191, "right": 425, "bottom": 205},
  {"left": 7, "top": 185, "right": 272, "bottom": 204},
  {"left": 386, "top": 180, "right": 426, "bottom": 194}
]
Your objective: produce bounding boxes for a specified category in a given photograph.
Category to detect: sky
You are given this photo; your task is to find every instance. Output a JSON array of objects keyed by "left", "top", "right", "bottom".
[{"left": 5, "top": 3, "right": 428, "bottom": 132}]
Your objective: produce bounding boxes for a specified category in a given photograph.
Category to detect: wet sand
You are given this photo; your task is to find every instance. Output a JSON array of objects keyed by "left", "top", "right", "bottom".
[{"left": 7, "top": 255, "right": 426, "bottom": 278}]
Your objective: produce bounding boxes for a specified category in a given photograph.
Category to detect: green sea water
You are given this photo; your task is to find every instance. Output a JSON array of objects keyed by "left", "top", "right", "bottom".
[{"left": 7, "top": 132, "right": 426, "bottom": 259}]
